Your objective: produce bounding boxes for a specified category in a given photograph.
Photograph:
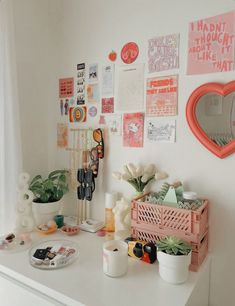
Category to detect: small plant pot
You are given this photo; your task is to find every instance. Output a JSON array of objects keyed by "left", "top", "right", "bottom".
[
  {"left": 157, "top": 251, "right": 191, "bottom": 284},
  {"left": 32, "top": 198, "right": 63, "bottom": 226}
]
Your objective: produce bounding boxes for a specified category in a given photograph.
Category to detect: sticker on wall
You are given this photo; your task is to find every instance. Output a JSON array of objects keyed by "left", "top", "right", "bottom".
[
  {"left": 121, "top": 42, "right": 139, "bottom": 64},
  {"left": 87, "top": 84, "right": 99, "bottom": 103},
  {"left": 148, "top": 34, "right": 179, "bottom": 73},
  {"left": 102, "top": 64, "right": 114, "bottom": 95},
  {"left": 187, "top": 11, "right": 235, "bottom": 74},
  {"left": 57, "top": 123, "right": 68, "bottom": 148},
  {"left": 69, "top": 98, "right": 75, "bottom": 106},
  {"left": 88, "top": 106, "right": 98, "bottom": 117},
  {"left": 59, "top": 78, "right": 74, "bottom": 98},
  {"left": 102, "top": 97, "right": 114, "bottom": 113},
  {"left": 106, "top": 114, "right": 122, "bottom": 135},
  {"left": 60, "top": 99, "right": 64, "bottom": 116},
  {"left": 146, "top": 118, "right": 176, "bottom": 143},
  {"left": 77, "top": 63, "right": 86, "bottom": 104},
  {"left": 99, "top": 115, "right": 106, "bottom": 125},
  {"left": 69, "top": 106, "right": 87, "bottom": 122},
  {"left": 64, "top": 99, "right": 69, "bottom": 115},
  {"left": 116, "top": 64, "right": 144, "bottom": 112},
  {"left": 146, "top": 75, "right": 178, "bottom": 116},
  {"left": 88, "top": 63, "right": 98, "bottom": 82},
  {"left": 108, "top": 50, "right": 117, "bottom": 62},
  {"left": 123, "top": 113, "right": 144, "bottom": 147}
]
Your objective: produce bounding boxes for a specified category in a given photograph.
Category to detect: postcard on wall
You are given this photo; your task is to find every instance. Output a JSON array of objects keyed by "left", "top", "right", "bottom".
[
  {"left": 187, "top": 11, "right": 235, "bottom": 74},
  {"left": 88, "top": 63, "right": 98, "bottom": 82},
  {"left": 102, "top": 64, "right": 114, "bottom": 95},
  {"left": 69, "top": 106, "right": 87, "bottom": 122},
  {"left": 146, "top": 118, "right": 176, "bottom": 143},
  {"left": 148, "top": 34, "right": 179, "bottom": 73},
  {"left": 59, "top": 78, "right": 74, "bottom": 98},
  {"left": 102, "top": 97, "right": 114, "bottom": 113},
  {"left": 146, "top": 75, "right": 178, "bottom": 116},
  {"left": 76, "top": 63, "right": 85, "bottom": 105},
  {"left": 116, "top": 64, "right": 144, "bottom": 112},
  {"left": 123, "top": 113, "right": 144, "bottom": 147},
  {"left": 87, "top": 84, "right": 99, "bottom": 103},
  {"left": 57, "top": 123, "right": 68, "bottom": 148},
  {"left": 106, "top": 114, "right": 122, "bottom": 136}
]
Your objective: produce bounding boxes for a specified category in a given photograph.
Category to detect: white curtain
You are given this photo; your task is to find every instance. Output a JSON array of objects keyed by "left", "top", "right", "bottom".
[{"left": 0, "top": 0, "right": 22, "bottom": 234}]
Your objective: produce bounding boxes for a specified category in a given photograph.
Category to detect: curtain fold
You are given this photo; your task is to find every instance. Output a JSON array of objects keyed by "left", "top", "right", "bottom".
[{"left": 0, "top": 0, "right": 22, "bottom": 233}]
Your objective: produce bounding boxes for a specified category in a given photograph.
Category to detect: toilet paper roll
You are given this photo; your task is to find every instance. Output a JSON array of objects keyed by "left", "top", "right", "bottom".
[{"left": 18, "top": 189, "right": 34, "bottom": 205}]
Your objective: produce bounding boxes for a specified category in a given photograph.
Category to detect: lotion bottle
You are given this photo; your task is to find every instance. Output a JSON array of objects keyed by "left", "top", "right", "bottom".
[{"left": 105, "top": 193, "right": 116, "bottom": 232}]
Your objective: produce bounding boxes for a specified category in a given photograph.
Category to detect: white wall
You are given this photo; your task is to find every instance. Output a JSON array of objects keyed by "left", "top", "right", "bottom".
[{"left": 13, "top": 0, "right": 235, "bottom": 305}]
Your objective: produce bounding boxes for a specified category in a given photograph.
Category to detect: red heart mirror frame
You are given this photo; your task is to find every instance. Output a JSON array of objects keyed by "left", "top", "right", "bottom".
[{"left": 186, "top": 81, "right": 235, "bottom": 159}]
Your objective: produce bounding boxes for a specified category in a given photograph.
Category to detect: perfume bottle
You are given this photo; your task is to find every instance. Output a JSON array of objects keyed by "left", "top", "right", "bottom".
[{"left": 105, "top": 193, "right": 117, "bottom": 232}]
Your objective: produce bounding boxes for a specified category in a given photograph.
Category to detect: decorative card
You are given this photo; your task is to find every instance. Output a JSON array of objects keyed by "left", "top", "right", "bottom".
[
  {"left": 59, "top": 78, "right": 74, "bottom": 98},
  {"left": 146, "top": 75, "right": 178, "bottom": 116},
  {"left": 123, "top": 113, "right": 144, "bottom": 147},
  {"left": 69, "top": 106, "right": 87, "bottom": 122},
  {"left": 102, "top": 64, "right": 114, "bottom": 95},
  {"left": 106, "top": 114, "right": 122, "bottom": 135},
  {"left": 88, "top": 63, "right": 98, "bottom": 82},
  {"left": 148, "top": 34, "right": 179, "bottom": 73},
  {"left": 102, "top": 97, "right": 114, "bottom": 113},
  {"left": 57, "top": 123, "right": 68, "bottom": 148},
  {"left": 146, "top": 118, "right": 176, "bottom": 143},
  {"left": 187, "top": 11, "right": 235, "bottom": 74},
  {"left": 87, "top": 84, "right": 99, "bottom": 103},
  {"left": 76, "top": 63, "right": 85, "bottom": 104}
]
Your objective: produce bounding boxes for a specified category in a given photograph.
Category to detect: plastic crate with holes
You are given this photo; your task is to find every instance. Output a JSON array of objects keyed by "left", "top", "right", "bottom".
[{"left": 131, "top": 194, "right": 209, "bottom": 271}]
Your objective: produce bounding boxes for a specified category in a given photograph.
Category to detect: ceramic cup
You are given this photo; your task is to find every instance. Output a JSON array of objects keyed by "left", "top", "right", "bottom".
[
  {"left": 103, "top": 240, "right": 128, "bottom": 277},
  {"left": 54, "top": 215, "right": 64, "bottom": 228}
]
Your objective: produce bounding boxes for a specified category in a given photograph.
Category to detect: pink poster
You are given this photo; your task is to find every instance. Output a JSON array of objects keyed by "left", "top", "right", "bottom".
[
  {"left": 59, "top": 78, "right": 74, "bottom": 98},
  {"left": 146, "top": 75, "right": 178, "bottom": 116},
  {"left": 148, "top": 34, "right": 179, "bottom": 73},
  {"left": 123, "top": 113, "right": 144, "bottom": 148},
  {"left": 187, "top": 11, "right": 235, "bottom": 74},
  {"left": 101, "top": 97, "right": 114, "bottom": 113}
]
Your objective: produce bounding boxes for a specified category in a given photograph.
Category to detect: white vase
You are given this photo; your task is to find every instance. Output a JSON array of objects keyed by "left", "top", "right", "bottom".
[
  {"left": 157, "top": 251, "right": 191, "bottom": 284},
  {"left": 32, "top": 198, "right": 63, "bottom": 226}
]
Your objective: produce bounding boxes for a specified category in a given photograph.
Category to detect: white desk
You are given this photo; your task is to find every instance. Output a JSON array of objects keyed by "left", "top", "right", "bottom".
[{"left": 0, "top": 231, "right": 210, "bottom": 306}]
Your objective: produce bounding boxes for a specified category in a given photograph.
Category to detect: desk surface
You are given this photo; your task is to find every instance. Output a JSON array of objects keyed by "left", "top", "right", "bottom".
[{"left": 0, "top": 231, "right": 209, "bottom": 306}]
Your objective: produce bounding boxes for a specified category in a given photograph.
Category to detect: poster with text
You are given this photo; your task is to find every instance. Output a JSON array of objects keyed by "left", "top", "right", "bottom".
[
  {"left": 148, "top": 34, "right": 179, "bottom": 73},
  {"left": 146, "top": 118, "right": 176, "bottom": 143},
  {"left": 187, "top": 11, "right": 235, "bottom": 74},
  {"left": 146, "top": 75, "right": 178, "bottom": 116},
  {"left": 102, "top": 64, "right": 114, "bottom": 95},
  {"left": 123, "top": 113, "right": 144, "bottom": 147},
  {"left": 76, "top": 63, "right": 85, "bottom": 105},
  {"left": 116, "top": 64, "right": 144, "bottom": 112},
  {"left": 57, "top": 123, "right": 68, "bottom": 148},
  {"left": 106, "top": 114, "right": 122, "bottom": 135},
  {"left": 102, "top": 97, "right": 114, "bottom": 113},
  {"left": 87, "top": 84, "right": 99, "bottom": 103}
]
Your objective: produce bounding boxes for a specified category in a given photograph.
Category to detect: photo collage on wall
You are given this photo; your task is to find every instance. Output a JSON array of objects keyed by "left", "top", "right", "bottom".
[{"left": 57, "top": 10, "right": 235, "bottom": 149}]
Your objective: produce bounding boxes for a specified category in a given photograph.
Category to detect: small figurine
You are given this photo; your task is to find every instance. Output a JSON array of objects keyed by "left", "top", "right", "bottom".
[{"left": 112, "top": 197, "right": 131, "bottom": 232}]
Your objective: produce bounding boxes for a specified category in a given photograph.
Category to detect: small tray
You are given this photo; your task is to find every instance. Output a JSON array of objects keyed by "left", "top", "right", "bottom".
[
  {"left": 29, "top": 239, "right": 79, "bottom": 269},
  {"left": 36, "top": 226, "right": 57, "bottom": 235},
  {"left": 60, "top": 225, "right": 80, "bottom": 236}
]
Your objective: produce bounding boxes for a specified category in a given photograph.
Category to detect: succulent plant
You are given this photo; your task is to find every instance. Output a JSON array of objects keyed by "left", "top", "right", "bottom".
[{"left": 157, "top": 236, "right": 192, "bottom": 256}]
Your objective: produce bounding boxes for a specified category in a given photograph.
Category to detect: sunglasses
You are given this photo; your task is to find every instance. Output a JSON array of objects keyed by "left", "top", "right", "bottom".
[
  {"left": 77, "top": 169, "right": 95, "bottom": 201},
  {"left": 93, "top": 128, "right": 104, "bottom": 159}
]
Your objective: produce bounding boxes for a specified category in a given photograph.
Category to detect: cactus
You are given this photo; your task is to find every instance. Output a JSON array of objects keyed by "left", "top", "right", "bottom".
[{"left": 157, "top": 236, "right": 191, "bottom": 256}]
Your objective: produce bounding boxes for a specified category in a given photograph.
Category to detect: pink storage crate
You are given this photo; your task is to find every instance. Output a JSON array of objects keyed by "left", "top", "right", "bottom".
[
  {"left": 131, "top": 226, "right": 209, "bottom": 272},
  {"left": 131, "top": 195, "right": 209, "bottom": 243}
]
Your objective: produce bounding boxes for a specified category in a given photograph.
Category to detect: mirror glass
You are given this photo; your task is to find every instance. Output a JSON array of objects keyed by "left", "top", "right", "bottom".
[{"left": 196, "top": 92, "right": 235, "bottom": 147}]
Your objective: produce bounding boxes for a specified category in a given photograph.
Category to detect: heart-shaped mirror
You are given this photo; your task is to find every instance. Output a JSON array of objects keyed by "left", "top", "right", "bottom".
[{"left": 186, "top": 81, "right": 235, "bottom": 158}]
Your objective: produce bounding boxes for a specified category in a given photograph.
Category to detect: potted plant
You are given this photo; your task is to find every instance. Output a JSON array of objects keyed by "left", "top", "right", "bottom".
[
  {"left": 156, "top": 236, "right": 192, "bottom": 284},
  {"left": 29, "top": 170, "right": 69, "bottom": 225}
]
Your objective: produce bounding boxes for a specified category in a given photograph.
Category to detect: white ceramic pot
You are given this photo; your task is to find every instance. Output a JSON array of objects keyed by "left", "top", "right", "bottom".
[
  {"left": 32, "top": 198, "right": 63, "bottom": 226},
  {"left": 157, "top": 251, "right": 191, "bottom": 284}
]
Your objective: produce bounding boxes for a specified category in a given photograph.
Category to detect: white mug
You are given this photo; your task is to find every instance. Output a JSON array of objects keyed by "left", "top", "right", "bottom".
[{"left": 103, "top": 240, "right": 128, "bottom": 277}]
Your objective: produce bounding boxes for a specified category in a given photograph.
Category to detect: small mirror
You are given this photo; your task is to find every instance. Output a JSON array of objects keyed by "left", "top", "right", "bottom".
[{"left": 186, "top": 81, "right": 235, "bottom": 158}]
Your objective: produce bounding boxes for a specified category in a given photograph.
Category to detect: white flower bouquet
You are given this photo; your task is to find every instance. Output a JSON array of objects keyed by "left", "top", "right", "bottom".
[{"left": 112, "top": 163, "right": 168, "bottom": 194}]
